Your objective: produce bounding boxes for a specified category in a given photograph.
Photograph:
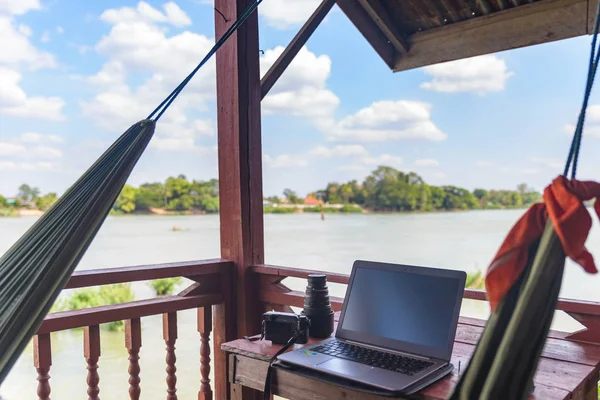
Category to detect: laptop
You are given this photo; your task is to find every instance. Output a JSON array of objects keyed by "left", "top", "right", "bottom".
[{"left": 277, "top": 260, "right": 466, "bottom": 394}]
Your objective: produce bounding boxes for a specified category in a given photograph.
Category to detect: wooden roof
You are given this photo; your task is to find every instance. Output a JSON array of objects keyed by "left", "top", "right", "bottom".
[{"left": 337, "top": 0, "right": 598, "bottom": 71}]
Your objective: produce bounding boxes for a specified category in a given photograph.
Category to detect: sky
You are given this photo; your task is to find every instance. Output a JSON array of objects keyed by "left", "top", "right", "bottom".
[{"left": 1, "top": 0, "right": 600, "bottom": 198}]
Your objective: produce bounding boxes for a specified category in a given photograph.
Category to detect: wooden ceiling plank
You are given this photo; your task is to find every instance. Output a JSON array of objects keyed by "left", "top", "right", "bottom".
[
  {"left": 358, "top": 0, "right": 410, "bottom": 53},
  {"left": 394, "top": 0, "right": 588, "bottom": 72}
]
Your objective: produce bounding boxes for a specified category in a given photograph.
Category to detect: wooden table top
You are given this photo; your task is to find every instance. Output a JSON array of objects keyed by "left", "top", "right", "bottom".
[{"left": 222, "top": 314, "right": 600, "bottom": 399}]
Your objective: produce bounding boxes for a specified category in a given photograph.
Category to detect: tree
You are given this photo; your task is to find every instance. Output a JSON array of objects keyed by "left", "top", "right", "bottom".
[
  {"left": 17, "top": 184, "right": 40, "bottom": 204},
  {"left": 114, "top": 185, "right": 137, "bottom": 213},
  {"left": 35, "top": 193, "right": 58, "bottom": 211},
  {"left": 0, "top": 195, "right": 8, "bottom": 208},
  {"left": 473, "top": 189, "right": 487, "bottom": 200},
  {"left": 283, "top": 188, "right": 301, "bottom": 204}
]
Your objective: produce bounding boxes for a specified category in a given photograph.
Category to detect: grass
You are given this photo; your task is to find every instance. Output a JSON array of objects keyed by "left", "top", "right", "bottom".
[
  {"left": 150, "top": 277, "right": 183, "bottom": 296},
  {"left": 51, "top": 283, "right": 135, "bottom": 331}
]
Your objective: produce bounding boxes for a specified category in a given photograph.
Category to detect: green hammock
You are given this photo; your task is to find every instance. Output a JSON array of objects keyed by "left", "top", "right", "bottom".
[
  {"left": 450, "top": 1, "right": 600, "bottom": 398},
  {"left": 0, "top": 0, "right": 263, "bottom": 383}
]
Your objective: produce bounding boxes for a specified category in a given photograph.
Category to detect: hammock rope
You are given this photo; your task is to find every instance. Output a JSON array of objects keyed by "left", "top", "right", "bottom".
[
  {"left": 149, "top": 0, "right": 264, "bottom": 122},
  {"left": 0, "top": 0, "right": 262, "bottom": 384},
  {"left": 564, "top": 0, "right": 600, "bottom": 179}
]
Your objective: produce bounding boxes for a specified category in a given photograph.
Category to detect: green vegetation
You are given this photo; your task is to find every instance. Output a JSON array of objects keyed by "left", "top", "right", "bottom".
[
  {"left": 309, "top": 166, "right": 541, "bottom": 212},
  {"left": 150, "top": 277, "right": 183, "bottom": 296},
  {"left": 51, "top": 284, "right": 135, "bottom": 331},
  {"left": 112, "top": 175, "right": 219, "bottom": 214},
  {"left": 1, "top": 166, "right": 542, "bottom": 217},
  {"left": 466, "top": 270, "right": 485, "bottom": 289}
]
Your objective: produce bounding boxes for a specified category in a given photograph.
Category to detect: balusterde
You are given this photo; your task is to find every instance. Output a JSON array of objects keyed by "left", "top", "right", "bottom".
[
  {"left": 198, "top": 307, "right": 212, "bottom": 400},
  {"left": 125, "top": 318, "right": 142, "bottom": 400},
  {"left": 163, "top": 312, "right": 178, "bottom": 400},
  {"left": 84, "top": 325, "right": 101, "bottom": 400},
  {"left": 33, "top": 334, "right": 52, "bottom": 400}
]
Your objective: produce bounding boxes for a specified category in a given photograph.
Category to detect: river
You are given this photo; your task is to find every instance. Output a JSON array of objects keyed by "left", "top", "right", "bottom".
[{"left": 1, "top": 210, "right": 599, "bottom": 399}]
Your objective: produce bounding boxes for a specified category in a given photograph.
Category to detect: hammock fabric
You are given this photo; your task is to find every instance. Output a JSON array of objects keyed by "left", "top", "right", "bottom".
[
  {"left": 0, "top": 121, "right": 155, "bottom": 383},
  {"left": 0, "top": 0, "right": 263, "bottom": 384},
  {"left": 450, "top": 178, "right": 600, "bottom": 399}
]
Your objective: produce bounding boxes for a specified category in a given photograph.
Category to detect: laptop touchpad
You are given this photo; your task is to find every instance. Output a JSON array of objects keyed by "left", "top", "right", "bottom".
[{"left": 317, "top": 358, "right": 373, "bottom": 377}]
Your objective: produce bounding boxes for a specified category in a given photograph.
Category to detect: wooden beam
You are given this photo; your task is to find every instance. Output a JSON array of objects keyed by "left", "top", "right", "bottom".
[
  {"left": 357, "top": 0, "right": 409, "bottom": 54},
  {"left": 336, "top": 0, "right": 397, "bottom": 68},
  {"left": 393, "top": 0, "right": 590, "bottom": 72},
  {"left": 261, "top": 0, "right": 336, "bottom": 99},
  {"left": 214, "top": 0, "right": 264, "bottom": 398}
]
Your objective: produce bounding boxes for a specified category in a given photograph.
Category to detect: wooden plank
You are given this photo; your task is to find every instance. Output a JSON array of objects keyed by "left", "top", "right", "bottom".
[
  {"left": 253, "top": 264, "right": 350, "bottom": 284},
  {"left": 38, "top": 294, "right": 222, "bottom": 333},
  {"left": 393, "top": 0, "right": 589, "bottom": 72},
  {"left": 358, "top": 0, "right": 409, "bottom": 53},
  {"left": 261, "top": 0, "right": 335, "bottom": 99},
  {"left": 214, "top": 0, "right": 264, "bottom": 398},
  {"left": 65, "top": 259, "right": 231, "bottom": 289},
  {"left": 454, "top": 323, "right": 600, "bottom": 367},
  {"left": 336, "top": 0, "right": 397, "bottom": 68},
  {"left": 33, "top": 334, "right": 52, "bottom": 400},
  {"left": 213, "top": 266, "right": 235, "bottom": 400},
  {"left": 227, "top": 351, "right": 571, "bottom": 399}
]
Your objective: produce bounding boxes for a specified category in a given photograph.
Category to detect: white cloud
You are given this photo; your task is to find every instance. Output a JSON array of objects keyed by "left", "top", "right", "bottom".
[
  {"left": 264, "top": 154, "right": 308, "bottom": 168},
  {"left": 328, "top": 100, "right": 446, "bottom": 142},
  {"left": 83, "top": 2, "right": 217, "bottom": 150},
  {"left": 309, "top": 145, "right": 368, "bottom": 158},
  {"left": 261, "top": 46, "right": 339, "bottom": 121},
  {"left": 0, "top": 133, "right": 63, "bottom": 163},
  {"left": 19, "top": 132, "right": 64, "bottom": 143},
  {"left": 0, "top": 0, "right": 41, "bottom": 16},
  {"left": 476, "top": 161, "right": 492, "bottom": 167},
  {"left": 532, "top": 157, "right": 562, "bottom": 170},
  {"left": 56, "top": 26, "right": 64, "bottom": 34},
  {"left": 563, "top": 105, "right": 600, "bottom": 138},
  {"left": 40, "top": 30, "right": 50, "bottom": 43},
  {"left": 0, "top": 16, "right": 56, "bottom": 68},
  {"left": 31, "top": 146, "right": 62, "bottom": 159},
  {"left": 0, "top": 67, "right": 65, "bottom": 120},
  {"left": 362, "top": 154, "right": 403, "bottom": 168},
  {"left": 421, "top": 55, "right": 514, "bottom": 94},
  {"left": 260, "top": 0, "right": 321, "bottom": 29},
  {"left": 415, "top": 158, "right": 439, "bottom": 167},
  {"left": 0, "top": 142, "right": 26, "bottom": 156},
  {"left": 100, "top": 1, "right": 191, "bottom": 27},
  {"left": 0, "top": 161, "right": 57, "bottom": 171}
]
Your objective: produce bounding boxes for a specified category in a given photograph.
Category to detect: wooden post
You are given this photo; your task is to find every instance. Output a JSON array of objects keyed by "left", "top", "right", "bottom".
[
  {"left": 198, "top": 307, "right": 213, "bottom": 400},
  {"left": 214, "top": 0, "right": 264, "bottom": 398},
  {"left": 163, "top": 312, "right": 178, "bottom": 400},
  {"left": 33, "top": 334, "right": 52, "bottom": 400},
  {"left": 125, "top": 318, "right": 142, "bottom": 400},
  {"left": 84, "top": 325, "right": 101, "bottom": 400}
]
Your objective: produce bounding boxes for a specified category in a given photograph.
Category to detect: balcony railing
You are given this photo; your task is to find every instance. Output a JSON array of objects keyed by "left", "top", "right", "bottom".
[
  {"left": 31, "top": 259, "right": 233, "bottom": 400},
  {"left": 27, "top": 261, "right": 600, "bottom": 400}
]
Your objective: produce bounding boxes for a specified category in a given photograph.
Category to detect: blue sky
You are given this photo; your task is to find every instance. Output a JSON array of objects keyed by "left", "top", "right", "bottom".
[{"left": 1, "top": 0, "right": 599, "bottom": 198}]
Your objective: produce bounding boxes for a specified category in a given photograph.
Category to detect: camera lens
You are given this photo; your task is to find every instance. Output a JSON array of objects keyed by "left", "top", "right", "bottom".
[{"left": 302, "top": 274, "right": 334, "bottom": 338}]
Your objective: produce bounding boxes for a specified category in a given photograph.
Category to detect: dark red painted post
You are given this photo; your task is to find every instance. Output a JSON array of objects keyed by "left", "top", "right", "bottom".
[
  {"left": 84, "top": 325, "right": 101, "bottom": 400},
  {"left": 125, "top": 318, "right": 142, "bottom": 400},
  {"left": 33, "top": 334, "right": 52, "bottom": 400},
  {"left": 214, "top": 0, "right": 265, "bottom": 398}
]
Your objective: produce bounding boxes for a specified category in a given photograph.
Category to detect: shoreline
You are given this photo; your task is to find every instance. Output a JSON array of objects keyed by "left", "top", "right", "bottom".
[{"left": 0, "top": 206, "right": 533, "bottom": 218}]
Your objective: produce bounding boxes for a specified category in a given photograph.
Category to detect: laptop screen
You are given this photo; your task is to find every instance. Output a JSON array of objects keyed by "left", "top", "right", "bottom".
[{"left": 337, "top": 261, "right": 465, "bottom": 361}]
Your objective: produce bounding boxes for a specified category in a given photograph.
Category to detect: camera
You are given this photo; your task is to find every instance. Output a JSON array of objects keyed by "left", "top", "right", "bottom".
[
  {"left": 302, "top": 274, "right": 334, "bottom": 338},
  {"left": 263, "top": 311, "right": 310, "bottom": 345}
]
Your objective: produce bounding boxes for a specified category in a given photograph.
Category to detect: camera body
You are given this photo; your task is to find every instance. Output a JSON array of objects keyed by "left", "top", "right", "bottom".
[{"left": 263, "top": 311, "right": 309, "bottom": 345}]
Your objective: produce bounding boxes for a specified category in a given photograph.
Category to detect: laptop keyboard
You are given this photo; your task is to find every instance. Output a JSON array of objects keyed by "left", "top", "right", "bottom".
[{"left": 312, "top": 341, "right": 433, "bottom": 376}]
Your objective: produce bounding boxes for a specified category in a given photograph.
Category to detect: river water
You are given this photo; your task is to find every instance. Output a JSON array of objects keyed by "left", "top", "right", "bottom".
[{"left": 1, "top": 210, "right": 599, "bottom": 399}]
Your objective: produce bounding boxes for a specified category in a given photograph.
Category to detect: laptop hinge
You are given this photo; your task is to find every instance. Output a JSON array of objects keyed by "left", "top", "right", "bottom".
[{"left": 341, "top": 339, "right": 432, "bottom": 361}]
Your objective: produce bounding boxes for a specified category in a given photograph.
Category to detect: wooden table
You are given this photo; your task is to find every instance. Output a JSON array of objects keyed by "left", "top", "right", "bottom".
[{"left": 222, "top": 314, "right": 600, "bottom": 399}]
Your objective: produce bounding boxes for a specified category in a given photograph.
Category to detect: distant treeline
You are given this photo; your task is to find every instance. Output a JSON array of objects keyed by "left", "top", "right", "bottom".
[
  {"left": 1, "top": 166, "right": 542, "bottom": 216},
  {"left": 267, "top": 166, "right": 541, "bottom": 212}
]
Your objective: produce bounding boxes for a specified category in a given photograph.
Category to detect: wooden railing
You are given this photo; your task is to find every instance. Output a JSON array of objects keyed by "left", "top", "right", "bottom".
[
  {"left": 32, "top": 259, "right": 233, "bottom": 400},
  {"left": 254, "top": 264, "right": 600, "bottom": 344}
]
